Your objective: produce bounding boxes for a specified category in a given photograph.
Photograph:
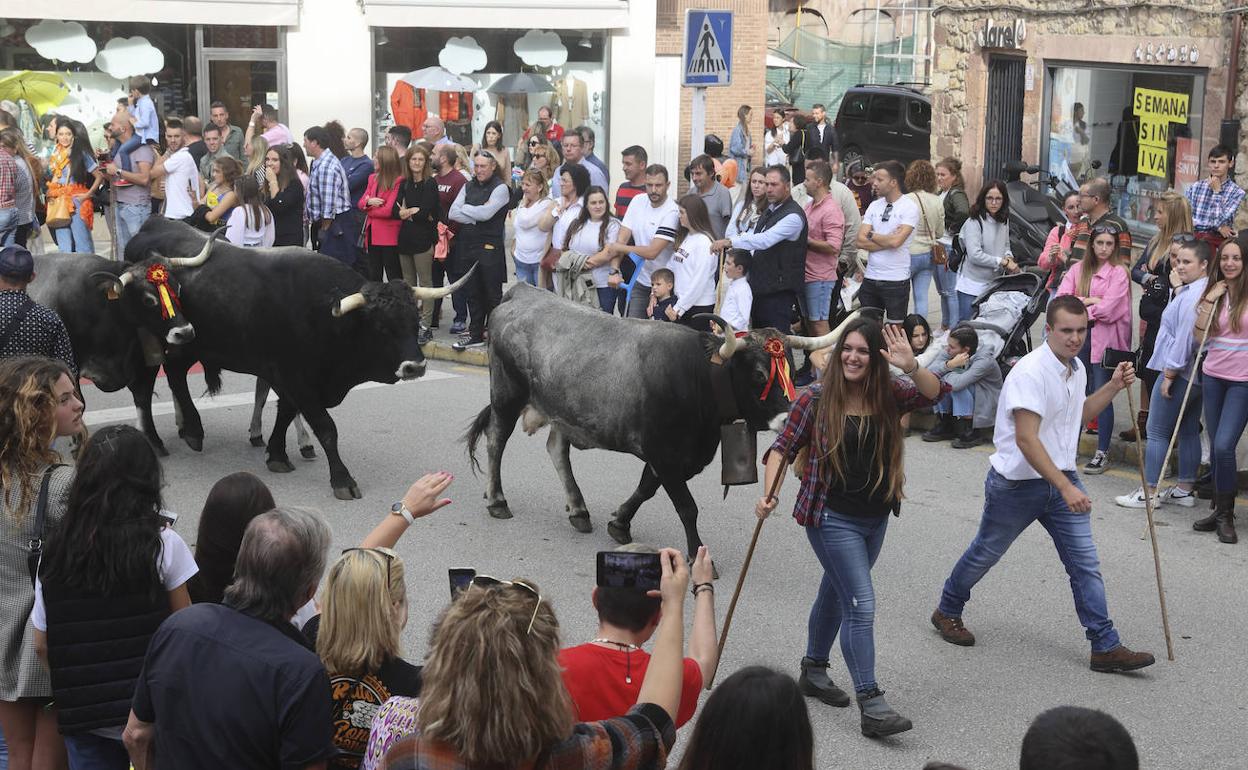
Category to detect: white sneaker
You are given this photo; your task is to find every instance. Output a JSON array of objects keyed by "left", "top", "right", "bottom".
[
  {"left": 1159, "top": 486, "right": 1197, "bottom": 508},
  {"left": 1114, "top": 487, "right": 1156, "bottom": 508},
  {"left": 1084, "top": 451, "right": 1109, "bottom": 475}
]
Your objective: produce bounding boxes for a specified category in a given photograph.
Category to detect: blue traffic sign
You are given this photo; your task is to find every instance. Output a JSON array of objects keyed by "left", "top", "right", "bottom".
[{"left": 682, "top": 10, "right": 733, "bottom": 87}]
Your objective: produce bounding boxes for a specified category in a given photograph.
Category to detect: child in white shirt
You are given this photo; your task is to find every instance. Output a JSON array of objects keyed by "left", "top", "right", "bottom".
[{"left": 718, "top": 249, "right": 753, "bottom": 331}]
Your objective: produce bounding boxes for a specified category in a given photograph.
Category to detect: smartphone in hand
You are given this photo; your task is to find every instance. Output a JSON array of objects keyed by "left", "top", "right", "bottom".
[{"left": 596, "top": 551, "right": 661, "bottom": 591}]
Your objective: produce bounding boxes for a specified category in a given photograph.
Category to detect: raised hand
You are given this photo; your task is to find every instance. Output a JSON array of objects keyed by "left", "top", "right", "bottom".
[{"left": 880, "top": 323, "right": 916, "bottom": 373}]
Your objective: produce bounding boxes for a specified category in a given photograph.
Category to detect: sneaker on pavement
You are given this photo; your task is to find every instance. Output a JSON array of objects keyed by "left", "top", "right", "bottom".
[
  {"left": 930, "top": 610, "right": 975, "bottom": 646},
  {"left": 451, "top": 337, "right": 486, "bottom": 351},
  {"left": 1159, "top": 486, "right": 1197, "bottom": 507},
  {"left": 1090, "top": 644, "right": 1155, "bottom": 673},
  {"left": 1084, "top": 450, "right": 1109, "bottom": 474},
  {"left": 417, "top": 327, "right": 432, "bottom": 345},
  {"left": 1114, "top": 487, "right": 1156, "bottom": 509}
]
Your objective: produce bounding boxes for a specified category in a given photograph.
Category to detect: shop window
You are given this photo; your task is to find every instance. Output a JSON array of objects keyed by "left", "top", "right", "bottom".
[
  {"left": 867, "top": 94, "right": 900, "bottom": 126},
  {"left": 907, "top": 98, "right": 930, "bottom": 132},
  {"left": 1044, "top": 64, "right": 1204, "bottom": 239},
  {"left": 203, "top": 26, "right": 280, "bottom": 49}
]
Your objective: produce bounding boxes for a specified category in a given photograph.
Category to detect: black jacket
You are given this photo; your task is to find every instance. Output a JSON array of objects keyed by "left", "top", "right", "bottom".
[
  {"left": 395, "top": 178, "right": 441, "bottom": 254},
  {"left": 747, "top": 197, "right": 809, "bottom": 296}
]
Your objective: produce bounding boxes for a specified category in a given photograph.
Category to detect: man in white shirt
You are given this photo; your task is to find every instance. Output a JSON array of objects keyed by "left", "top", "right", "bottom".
[
  {"left": 930, "top": 295, "right": 1156, "bottom": 674},
  {"left": 603, "top": 165, "right": 679, "bottom": 319},
  {"left": 560, "top": 131, "right": 608, "bottom": 192},
  {"left": 149, "top": 119, "right": 199, "bottom": 221},
  {"left": 856, "top": 160, "right": 918, "bottom": 324}
]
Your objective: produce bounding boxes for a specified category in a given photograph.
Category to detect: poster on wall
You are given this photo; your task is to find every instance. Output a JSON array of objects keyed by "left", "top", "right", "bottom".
[
  {"left": 1132, "top": 86, "right": 1189, "bottom": 178},
  {"left": 1173, "top": 136, "right": 1200, "bottom": 193}
]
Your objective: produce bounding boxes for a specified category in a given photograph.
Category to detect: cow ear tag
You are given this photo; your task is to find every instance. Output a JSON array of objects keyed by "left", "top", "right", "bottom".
[{"left": 106, "top": 287, "right": 120, "bottom": 301}]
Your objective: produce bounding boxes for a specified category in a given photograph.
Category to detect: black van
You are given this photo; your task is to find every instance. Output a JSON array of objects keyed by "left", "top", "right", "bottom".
[{"left": 834, "top": 85, "right": 931, "bottom": 170}]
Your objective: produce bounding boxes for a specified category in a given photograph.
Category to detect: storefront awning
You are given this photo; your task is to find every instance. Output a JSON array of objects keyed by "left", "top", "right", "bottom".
[
  {"left": 4, "top": 1, "right": 300, "bottom": 26},
  {"left": 364, "top": 0, "right": 629, "bottom": 30}
]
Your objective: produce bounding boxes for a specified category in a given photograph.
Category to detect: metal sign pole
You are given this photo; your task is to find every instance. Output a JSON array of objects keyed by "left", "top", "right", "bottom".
[{"left": 691, "top": 87, "right": 707, "bottom": 165}]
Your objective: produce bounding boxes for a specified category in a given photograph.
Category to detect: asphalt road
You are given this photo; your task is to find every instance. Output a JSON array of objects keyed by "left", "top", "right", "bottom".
[{"left": 80, "top": 361, "right": 1246, "bottom": 769}]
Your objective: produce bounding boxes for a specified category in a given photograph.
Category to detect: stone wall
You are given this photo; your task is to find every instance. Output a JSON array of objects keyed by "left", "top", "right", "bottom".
[{"left": 931, "top": 0, "right": 1231, "bottom": 188}]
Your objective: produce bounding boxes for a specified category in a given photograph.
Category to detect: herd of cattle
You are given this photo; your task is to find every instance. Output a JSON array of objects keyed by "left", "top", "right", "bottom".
[{"left": 34, "top": 218, "right": 851, "bottom": 554}]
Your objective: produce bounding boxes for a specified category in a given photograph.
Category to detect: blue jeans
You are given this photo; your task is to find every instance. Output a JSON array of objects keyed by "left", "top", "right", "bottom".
[
  {"left": 515, "top": 261, "right": 540, "bottom": 286},
  {"left": 596, "top": 286, "right": 625, "bottom": 314},
  {"left": 934, "top": 388, "right": 974, "bottom": 417},
  {"left": 805, "top": 509, "right": 890, "bottom": 694},
  {"left": 0, "top": 207, "right": 16, "bottom": 246},
  {"left": 939, "top": 469, "right": 1121, "bottom": 653},
  {"left": 909, "top": 251, "right": 933, "bottom": 319},
  {"left": 64, "top": 731, "right": 129, "bottom": 770},
  {"left": 114, "top": 200, "right": 150, "bottom": 258},
  {"left": 114, "top": 134, "right": 142, "bottom": 172},
  {"left": 934, "top": 260, "right": 958, "bottom": 327},
  {"left": 956, "top": 290, "right": 977, "bottom": 326},
  {"left": 1145, "top": 375, "right": 1202, "bottom": 486},
  {"left": 53, "top": 198, "right": 95, "bottom": 253},
  {"left": 1202, "top": 374, "right": 1248, "bottom": 494}
]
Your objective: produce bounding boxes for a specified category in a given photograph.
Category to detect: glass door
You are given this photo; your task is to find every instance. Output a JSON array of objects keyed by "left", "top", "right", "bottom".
[{"left": 195, "top": 26, "right": 286, "bottom": 127}]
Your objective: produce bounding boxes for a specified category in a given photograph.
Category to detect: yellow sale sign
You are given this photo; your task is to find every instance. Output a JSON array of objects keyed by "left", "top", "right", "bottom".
[{"left": 1132, "top": 87, "right": 1191, "bottom": 178}]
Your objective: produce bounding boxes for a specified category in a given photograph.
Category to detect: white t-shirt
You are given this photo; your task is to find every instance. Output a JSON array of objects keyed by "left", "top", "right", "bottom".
[
  {"left": 32, "top": 526, "right": 198, "bottom": 631},
  {"left": 566, "top": 218, "right": 621, "bottom": 288},
  {"left": 669, "top": 232, "right": 718, "bottom": 313},
  {"left": 551, "top": 199, "right": 583, "bottom": 257},
  {"left": 989, "top": 344, "right": 1087, "bottom": 480},
  {"left": 513, "top": 197, "right": 554, "bottom": 264},
  {"left": 720, "top": 275, "right": 753, "bottom": 331},
  {"left": 861, "top": 195, "right": 919, "bottom": 281},
  {"left": 162, "top": 149, "right": 199, "bottom": 220},
  {"left": 225, "top": 206, "right": 275, "bottom": 247},
  {"left": 622, "top": 194, "right": 680, "bottom": 288}
]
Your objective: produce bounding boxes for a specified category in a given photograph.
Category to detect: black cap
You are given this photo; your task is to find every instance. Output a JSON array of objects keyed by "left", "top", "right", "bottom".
[{"left": 0, "top": 245, "right": 34, "bottom": 281}]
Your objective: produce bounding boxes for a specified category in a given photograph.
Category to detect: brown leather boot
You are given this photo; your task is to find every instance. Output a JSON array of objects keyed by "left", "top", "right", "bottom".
[
  {"left": 1090, "top": 644, "right": 1155, "bottom": 673},
  {"left": 1216, "top": 492, "right": 1238, "bottom": 544},
  {"left": 931, "top": 609, "right": 975, "bottom": 646}
]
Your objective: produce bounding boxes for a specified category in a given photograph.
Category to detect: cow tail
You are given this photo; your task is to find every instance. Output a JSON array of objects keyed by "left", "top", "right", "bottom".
[
  {"left": 204, "top": 365, "right": 223, "bottom": 396},
  {"left": 464, "top": 405, "right": 491, "bottom": 475}
]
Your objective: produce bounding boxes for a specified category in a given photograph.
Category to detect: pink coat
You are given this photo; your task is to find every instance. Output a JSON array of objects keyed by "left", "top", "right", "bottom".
[
  {"left": 1038, "top": 222, "right": 1076, "bottom": 290},
  {"left": 1057, "top": 259, "right": 1132, "bottom": 364},
  {"left": 359, "top": 174, "right": 402, "bottom": 247}
]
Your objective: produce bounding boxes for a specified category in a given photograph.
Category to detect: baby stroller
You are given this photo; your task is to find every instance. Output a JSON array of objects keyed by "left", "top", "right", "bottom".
[{"left": 966, "top": 272, "right": 1049, "bottom": 377}]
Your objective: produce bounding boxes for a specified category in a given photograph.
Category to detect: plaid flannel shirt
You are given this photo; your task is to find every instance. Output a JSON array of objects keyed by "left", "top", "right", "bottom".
[
  {"left": 1186, "top": 178, "right": 1246, "bottom": 231},
  {"left": 0, "top": 147, "right": 17, "bottom": 209},
  {"left": 378, "top": 704, "right": 675, "bottom": 770},
  {"left": 1069, "top": 212, "right": 1133, "bottom": 269},
  {"left": 305, "top": 151, "right": 352, "bottom": 222},
  {"left": 766, "top": 380, "right": 949, "bottom": 526}
]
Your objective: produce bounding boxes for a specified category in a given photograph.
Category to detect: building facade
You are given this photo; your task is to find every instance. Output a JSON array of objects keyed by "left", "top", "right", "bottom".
[{"left": 931, "top": 0, "right": 1233, "bottom": 239}]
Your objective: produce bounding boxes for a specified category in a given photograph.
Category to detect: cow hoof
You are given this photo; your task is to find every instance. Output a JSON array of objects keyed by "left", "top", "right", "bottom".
[
  {"left": 249, "top": 435, "right": 265, "bottom": 447},
  {"left": 568, "top": 513, "right": 593, "bottom": 533},
  {"left": 300, "top": 445, "right": 317, "bottom": 460},
  {"left": 333, "top": 484, "right": 362, "bottom": 501},
  {"left": 183, "top": 435, "right": 204, "bottom": 452},
  {"left": 267, "top": 458, "right": 295, "bottom": 473},
  {"left": 487, "top": 502, "right": 513, "bottom": 520},
  {"left": 607, "top": 520, "right": 632, "bottom": 545}
]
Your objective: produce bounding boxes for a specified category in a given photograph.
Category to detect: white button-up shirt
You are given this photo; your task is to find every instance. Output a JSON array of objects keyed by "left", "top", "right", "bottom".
[{"left": 989, "top": 343, "right": 1086, "bottom": 480}]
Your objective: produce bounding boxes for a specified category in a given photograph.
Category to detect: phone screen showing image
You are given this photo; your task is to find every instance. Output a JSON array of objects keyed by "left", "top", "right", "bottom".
[
  {"left": 449, "top": 568, "right": 476, "bottom": 599},
  {"left": 596, "top": 552, "right": 661, "bottom": 591}
]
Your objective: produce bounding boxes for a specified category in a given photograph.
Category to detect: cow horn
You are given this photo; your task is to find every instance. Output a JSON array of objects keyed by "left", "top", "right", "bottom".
[
  {"left": 693, "top": 313, "right": 741, "bottom": 360},
  {"left": 168, "top": 227, "right": 226, "bottom": 268},
  {"left": 411, "top": 263, "right": 477, "bottom": 301},
  {"left": 785, "top": 310, "right": 863, "bottom": 351},
  {"left": 332, "top": 293, "right": 368, "bottom": 317}
]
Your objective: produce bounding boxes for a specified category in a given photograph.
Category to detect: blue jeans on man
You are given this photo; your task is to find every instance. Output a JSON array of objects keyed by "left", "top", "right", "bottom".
[
  {"left": 63, "top": 731, "right": 129, "bottom": 770},
  {"left": 938, "top": 468, "right": 1121, "bottom": 653},
  {"left": 114, "top": 201, "right": 151, "bottom": 258},
  {"left": 805, "top": 509, "right": 889, "bottom": 694}
]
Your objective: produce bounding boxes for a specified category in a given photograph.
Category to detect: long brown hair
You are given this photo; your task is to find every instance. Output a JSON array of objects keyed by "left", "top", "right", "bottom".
[
  {"left": 563, "top": 186, "right": 613, "bottom": 250},
  {"left": 676, "top": 193, "right": 715, "bottom": 248},
  {"left": 735, "top": 167, "right": 767, "bottom": 231},
  {"left": 0, "top": 357, "right": 71, "bottom": 520},
  {"left": 811, "top": 319, "right": 904, "bottom": 504},
  {"left": 212, "top": 155, "right": 243, "bottom": 190},
  {"left": 417, "top": 581, "right": 572, "bottom": 764},
  {"left": 403, "top": 143, "right": 432, "bottom": 183},
  {"left": 936, "top": 157, "right": 964, "bottom": 189},
  {"left": 1078, "top": 225, "right": 1126, "bottom": 297},
  {"left": 1146, "top": 191, "right": 1193, "bottom": 271},
  {"left": 374, "top": 145, "right": 402, "bottom": 193},
  {"left": 1206, "top": 235, "right": 1248, "bottom": 334}
]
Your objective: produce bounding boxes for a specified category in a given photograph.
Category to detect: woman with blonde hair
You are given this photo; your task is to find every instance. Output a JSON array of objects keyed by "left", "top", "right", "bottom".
[
  {"left": 0, "top": 356, "right": 83, "bottom": 770},
  {"left": 528, "top": 144, "right": 558, "bottom": 189},
  {"left": 905, "top": 160, "right": 945, "bottom": 319},
  {"left": 375, "top": 550, "right": 689, "bottom": 770},
  {"left": 245, "top": 134, "right": 270, "bottom": 186},
  {"left": 1121, "top": 191, "right": 1193, "bottom": 441}
]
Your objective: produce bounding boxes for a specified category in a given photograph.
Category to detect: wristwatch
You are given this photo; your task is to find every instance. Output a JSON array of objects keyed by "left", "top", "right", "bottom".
[
  {"left": 390, "top": 500, "right": 416, "bottom": 524},
  {"left": 608, "top": 268, "right": 621, "bottom": 276}
]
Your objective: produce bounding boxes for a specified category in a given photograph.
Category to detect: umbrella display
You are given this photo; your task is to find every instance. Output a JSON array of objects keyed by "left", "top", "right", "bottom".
[
  {"left": 400, "top": 66, "right": 477, "bottom": 93},
  {"left": 0, "top": 71, "right": 70, "bottom": 115},
  {"left": 486, "top": 73, "right": 554, "bottom": 94}
]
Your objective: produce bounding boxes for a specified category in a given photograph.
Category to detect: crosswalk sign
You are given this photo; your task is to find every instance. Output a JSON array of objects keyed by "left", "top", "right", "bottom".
[{"left": 683, "top": 10, "right": 733, "bottom": 87}]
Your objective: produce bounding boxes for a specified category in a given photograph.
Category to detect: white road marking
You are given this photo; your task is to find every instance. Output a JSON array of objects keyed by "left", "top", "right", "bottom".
[{"left": 88, "top": 369, "right": 460, "bottom": 426}]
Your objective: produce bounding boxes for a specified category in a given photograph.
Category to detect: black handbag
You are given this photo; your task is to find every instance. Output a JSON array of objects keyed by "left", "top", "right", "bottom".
[
  {"left": 947, "top": 233, "right": 966, "bottom": 273},
  {"left": 26, "top": 465, "right": 59, "bottom": 588}
]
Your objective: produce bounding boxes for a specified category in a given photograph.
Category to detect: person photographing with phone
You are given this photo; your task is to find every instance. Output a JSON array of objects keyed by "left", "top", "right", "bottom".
[
  {"left": 931, "top": 294, "right": 1156, "bottom": 674},
  {"left": 560, "top": 546, "right": 718, "bottom": 729}
]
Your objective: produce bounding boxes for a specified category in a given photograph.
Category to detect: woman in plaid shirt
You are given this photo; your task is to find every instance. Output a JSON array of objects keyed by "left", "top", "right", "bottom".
[{"left": 756, "top": 318, "right": 947, "bottom": 738}]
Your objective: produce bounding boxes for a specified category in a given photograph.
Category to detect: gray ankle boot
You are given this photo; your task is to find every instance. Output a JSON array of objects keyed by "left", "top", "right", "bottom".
[
  {"left": 798, "top": 657, "right": 850, "bottom": 707},
  {"left": 857, "top": 688, "right": 913, "bottom": 738}
]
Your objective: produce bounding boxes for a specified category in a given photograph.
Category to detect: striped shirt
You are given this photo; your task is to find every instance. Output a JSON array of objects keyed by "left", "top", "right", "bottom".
[{"left": 305, "top": 151, "right": 352, "bottom": 222}]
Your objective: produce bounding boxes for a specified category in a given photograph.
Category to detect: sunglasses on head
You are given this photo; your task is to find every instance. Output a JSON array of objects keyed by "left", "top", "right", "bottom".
[
  {"left": 1171, "top": 232, "right": 1197, "bottom": 243},
  {"left": 341, "top": 546, "right": 399, "bottom": 585},
  {"left": 470, "top": 575, "right": 543, "bottom": 635},
  {"left": 528, "top": 140, "right": 540, "bottom": 146},
  {"left": 880, "top": 201, "right": 894, "bottom": 222},
  {"left": 1090, "top": 224, "right": 1121, "bottom": 237}
]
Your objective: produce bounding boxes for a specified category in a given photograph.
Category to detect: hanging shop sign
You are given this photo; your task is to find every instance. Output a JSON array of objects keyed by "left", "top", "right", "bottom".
[
  {"left": 976, "top": 18, "right": 1026, "bottom": 50},
  {"left": 1133, "top": 87, "right": 1190, "bottom": 178}
]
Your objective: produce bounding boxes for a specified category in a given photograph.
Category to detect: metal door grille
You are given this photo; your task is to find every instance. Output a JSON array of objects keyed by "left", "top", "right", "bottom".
[{"left": 983, "top": 56, "right": 1026, "bottom": 183}]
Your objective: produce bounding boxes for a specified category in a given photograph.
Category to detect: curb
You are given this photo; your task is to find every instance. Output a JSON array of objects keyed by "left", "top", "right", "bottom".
[
  {"left": 424, "top": 340, "right": 489, "bottom": 367},
  {"left": 911, "top": 413, "right": 1146, "bottom": 464}
]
